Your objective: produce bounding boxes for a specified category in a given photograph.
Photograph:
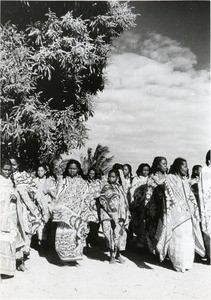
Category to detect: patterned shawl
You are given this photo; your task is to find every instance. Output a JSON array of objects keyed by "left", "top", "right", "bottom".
[
  {"left": 157, "top": 174, "right": 205, "bottom": 261},
  {"left": 99, "top": 183, "right": 130, "bottom": 227}
]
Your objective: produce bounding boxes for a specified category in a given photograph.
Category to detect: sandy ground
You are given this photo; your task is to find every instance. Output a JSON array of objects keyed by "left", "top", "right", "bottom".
[{"left": 0, "top": 234, "right": 211, "bottom": 300}]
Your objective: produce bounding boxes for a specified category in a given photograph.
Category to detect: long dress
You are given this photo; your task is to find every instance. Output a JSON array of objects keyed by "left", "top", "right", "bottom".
[
  {"left": 52, "top": 176, "right": 91, "bottom": 262},
  {"left": 99, "top": 183, "right": 130, "bottom": 252},
  {"left": 157, "top": 174, "right": 205, "bottom": 272},
  {"left": 33, "top": 177, "right": 56, "bottom": 241},
  {"left": 0, "top": 175, "right": 24, "bottom": 276},
  {"left": 198, "top": 165, "right": 211, "bottom": 258},
  {"left": 144, "top": 173, "right": 166, "bottom": 253},
  {"left": 129, "top": 176, "right": 148, "bottom": 247},
  {"left": 13, "top": 171, "right": 41, "bottom": 253}
]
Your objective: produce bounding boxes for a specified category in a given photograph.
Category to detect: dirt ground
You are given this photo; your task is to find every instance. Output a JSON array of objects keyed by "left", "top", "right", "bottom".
[{"left": 0, "top": 233, "right": 210, "bottom": 300}]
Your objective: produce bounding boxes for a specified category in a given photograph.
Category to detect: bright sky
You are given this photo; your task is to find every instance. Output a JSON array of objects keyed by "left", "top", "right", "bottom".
[{"left": 85, "top": 1, "right": 210, "bottom": 173}]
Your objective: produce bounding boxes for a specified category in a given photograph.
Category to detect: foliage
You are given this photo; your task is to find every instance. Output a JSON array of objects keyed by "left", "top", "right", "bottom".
[
  {"left": 1, "top": 1, "right": 136, "bottom": 169},
  {"left": 80, "top": 144, "right": 114, "bottom": 174}
]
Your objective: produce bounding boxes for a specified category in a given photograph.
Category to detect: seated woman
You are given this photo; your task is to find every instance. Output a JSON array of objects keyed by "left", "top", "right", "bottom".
[
  {"left": 99, "top": 169, "right": 130, "bottom": 264},
  {"left": 129, "top": 163, "right": 150, "bottom": 248},
  {"left": 144, "top": 157, "right": 168, "bottom": 254},
  {"left": 0, "top": 159, "right": 24, "bottom": 279},
  {"left": 52, "top": 159, "right": 90, "bottom": 265},
  {"left": 157, "top": 158, "right": 205, "bottom": 272}
]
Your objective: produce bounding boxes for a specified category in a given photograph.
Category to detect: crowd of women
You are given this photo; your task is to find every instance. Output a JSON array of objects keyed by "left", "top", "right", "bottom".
[{"left": 0, "top": 150, "right": 210, "bottom": 280}]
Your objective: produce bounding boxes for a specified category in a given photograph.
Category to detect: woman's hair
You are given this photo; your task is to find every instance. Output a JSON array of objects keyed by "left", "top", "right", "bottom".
[
  {"left": 87, "top": 167, "right": 97, "bottom": 181},
  {"left": 136, "top": 163, "right": 150, "bottom": 177},
  {"left": 95, "top": 169, "right": 103, "bottom": 180},
  {"left": 1, "top": 158, "right": 12, "bottom": 169},
  {"left": 108, "top": 168, "right": 122, "bottom": 185},
  {"left": 36, "top": 163, "right": 49, "bottom": 178},
  {"left": 205, "top": 150, "right": 211, "bottom": 166},
  {"left": 150, "top": 156, "right": 167, "bottom": 175},
  {"left": 112, "top": 163, "right": 123, "bottom": 171},
  {"left": 169, "top": 157, "right": 188, "bottom": 176},
  {"left": 123, "top": 164, "right": 133, "bottom": 184},
  {"left": 1, "top": 158, "right": 15, "bottom": 187},
  {"left": 8, "top": 155, "right": 24, "bottom": 172},
  {"left": 191, "top": 165, "right": 202, "bottom": 179},
  {"left": 63, "top": 159, "right": 84, "bottom": 178}
]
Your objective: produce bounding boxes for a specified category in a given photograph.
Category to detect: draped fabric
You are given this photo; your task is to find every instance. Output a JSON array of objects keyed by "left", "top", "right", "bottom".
[
  {"left": 0, "top": 176, "right": 24, "bottom": 276},
  {"left": 87, "top": 179, "right": 102, "bottom": 223},
  {"left": 144, "top": 174, "right": 166, "bottom": 253},
  {"left": 33, "top": 177, "right": 56, "bottom": 241},
  {"left": 52, "top": 176, "right": 91, "bottom": 261},
  {"left": 129, "top": 176, "right": 148, "bottom": 246},
  {"left": 13, "top": 171, "right": 41, "bottom": 252},
  {"left": 157, "top": 174, "right": 205, "bottom": 272},
  {"left": 198, "top": 165, "right": 211, "bottom": 258},
  {"left": 99, "top": 183, "right": 130, "bottom": 251}
]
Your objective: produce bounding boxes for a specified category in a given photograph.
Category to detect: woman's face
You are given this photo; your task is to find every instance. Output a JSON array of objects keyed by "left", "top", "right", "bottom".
[
  {"left": 68, "top": 163, "right": 79, "bottom": 177},
  {"left": 158, "top": 159, "right": 167, "bottom": 174},
  {"left": 1, "top": 164, "right": 12, "bottom": 179},
  {"left": 108, "top": 172, "right": 117, "bottom": 184},
  {"left": 179, "top": 161, "right": 188, "bottom": 177},
  {"left": 89, "top": 170, "right": 95, "bottom": 180},
  {"left": 37, "top": 167, "right": 46, "bottom": 178},
  {"left": 142, "top": 166, "right": 149, "bottom": 177},
  {"left": 123, "top": 165, "right": 130, "bottom": 177},
  {"left": 10, "top": 158, "right": 19, "bottom": 173},
  {"left": 194, "top": 167, "right": 202, "bottom": 177}
]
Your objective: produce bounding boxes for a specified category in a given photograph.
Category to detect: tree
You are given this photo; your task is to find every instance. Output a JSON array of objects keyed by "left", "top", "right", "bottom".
[
  {"left": 80, "top": 144, "right": 114, "bottom": 174},
  {"left": 1, "top": 1, "right": 136, "bottom": 169}
]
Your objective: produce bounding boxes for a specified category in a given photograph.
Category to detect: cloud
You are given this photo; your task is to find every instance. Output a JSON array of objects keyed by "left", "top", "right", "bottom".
[{"left": 85, "top": 32, "right": 210, "bottom": 171}]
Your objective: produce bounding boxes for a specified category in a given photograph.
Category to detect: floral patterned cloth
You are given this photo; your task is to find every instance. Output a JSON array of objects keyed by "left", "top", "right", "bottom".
[
  {"left": 87, "top": 179, "right": 102, "bottom": 223},
  {"left": 157, "top": 174, "right": 205, "bottom": 272},
  {"left": 0, "top": 175, "right": 24, "bottom": 276},
  {"left": 13, "top": 171, "right": 41, "bottom": 252},
  {"left": 129, "top": 176, "right": 148, "bottom": 246},
  {"left": 198, "top": 165, "right": 211, "bottom": 258},
  {"left": 144, "top": 173, "right": 166, "bottom": 253},
  {"left": 33, "top": 177, "right": 57, "bottom": 241},
  {"left": 99, "top": 183, "right": 130, "bottom": 251},
  {"left": 52, "top": 176, "right": 91, "bottom": 261}
]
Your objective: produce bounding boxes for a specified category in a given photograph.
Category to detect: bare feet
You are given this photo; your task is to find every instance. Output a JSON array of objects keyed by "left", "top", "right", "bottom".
[
  {"left": 17, "top": 264, "right": 27, "bottom": 272},
  {"left": 109, "top": 257, "right": 116, "bottom": 264}
]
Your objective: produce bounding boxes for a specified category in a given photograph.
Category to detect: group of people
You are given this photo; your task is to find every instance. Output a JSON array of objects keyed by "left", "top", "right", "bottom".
[{"left": 0, "top": 150, "right": 210, "bottom": 281}]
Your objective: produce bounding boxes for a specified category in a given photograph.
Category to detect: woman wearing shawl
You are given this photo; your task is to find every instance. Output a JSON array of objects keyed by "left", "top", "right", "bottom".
[
  {"left": 0, "top": 159, "right": 24, "bottom": 278},
  {"left": 190, "top": 165, "right": 202, "bottom": 208},
  {"left": 52, "top": 159, "right": 90, "bottom": 264},
  {"left": 129, "top": 163, "right": 150, "bottom": 248},
  {"left": 99, "top": 169, "right": 130, "bottom": 264},
  {"left": 9, "top": 157, "right": 41, "bottom": 256},
  {"left": 86, "top": 168, "right": 103, "bottom": 247},
  {"left": 157, "top": 158, "right": 205, "bottom": 272},
  {"left": 198, "top": 150, "right": 211, "bottom": 260},
  {"left": 145, "top": 157, "right": 168, "bottom": 254},
  {"left": 33, "top": 164, "right": 57, "bottom": 249}
]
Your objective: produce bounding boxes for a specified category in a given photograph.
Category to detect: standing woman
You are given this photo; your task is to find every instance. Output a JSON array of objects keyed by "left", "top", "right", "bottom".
[
  {"left": 157, "top": 158, "right": 205, "bottom": 272},
  {"left": 129, "top": 163, "right": 150, "bottom": 247},
  {"left": 99, "top": 169, "right": 130, "bottom": 264},
  {"left": 122, "top": 164, "right": 133, "bottom": 196},
  {"left": 9, "top": 157, "right": 41, "bottom": 257},
  {"left": 198, "top": 150, "right": 211, "bottom": 260},
  {"left": 86, "top": 167, "right": 102, "bottom": 247},
  {"left": 0, "top": 159, "right": 24, "bottom": 278},
  {"left": 145, "top": 157, "right": 168, "bottom": 254},
  {"left": 190, "top": 165, "right": 202, "bottom": 209},
  {"left": 33, "top": 164, "right": 57, "bottom": 249},
  {"left": 52, "top": 159, "right": 90, "bottom": 265}
]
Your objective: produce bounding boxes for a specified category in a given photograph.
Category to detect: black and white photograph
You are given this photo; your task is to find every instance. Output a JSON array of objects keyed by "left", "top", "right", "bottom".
[{"left": 0, "top": 0, "right": 210, "bottom": 299}]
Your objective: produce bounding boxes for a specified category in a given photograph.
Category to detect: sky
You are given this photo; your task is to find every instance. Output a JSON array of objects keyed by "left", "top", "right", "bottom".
[{"left": 85, "top": 1, "right": 210, "bottom": 172}]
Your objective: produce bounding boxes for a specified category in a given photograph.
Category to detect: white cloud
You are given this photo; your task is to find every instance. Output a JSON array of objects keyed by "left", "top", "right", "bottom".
[{"left": 85, "top": 32, "right": 210, "bottom": 173}]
